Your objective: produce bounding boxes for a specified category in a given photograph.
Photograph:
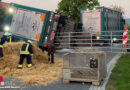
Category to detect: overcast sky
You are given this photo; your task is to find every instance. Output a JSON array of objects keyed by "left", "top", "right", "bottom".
[{"left": 2, "top": 0, "right": 130, "bottom": 18}]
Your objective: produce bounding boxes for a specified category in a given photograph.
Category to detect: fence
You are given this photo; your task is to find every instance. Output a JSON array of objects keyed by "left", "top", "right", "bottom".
[{"left": 54, "top": 31, "right": 130, "bottom": 53}]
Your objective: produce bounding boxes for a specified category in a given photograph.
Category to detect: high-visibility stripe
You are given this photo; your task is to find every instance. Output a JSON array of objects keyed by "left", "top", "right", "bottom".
[
  {"left": 0, "top": 45, "right": 3, "bottom": 48},
  {"left": 7, "top": 36, "right": 12, "bottom": 43},
  {"left": 27, "top": 64, "right": 32, "bottom": 68},
  {"left": 9, "top": 36, "right": 12, "bottom": 43},
  {"left": 36, "top": 33, "right": 41, "bottom": 42},
  {"left": 123, "top": 36, "right": 128, "bottom": 40},
  {"left": 50, "top": 31, "right": 54, "bottom": 40},
  {"left": 123, "top": 40, "right": 128, "bottom": 46},
  {"left": 123, "top": 39, "right": 128, "bottom": 42},
  {"left": 123, "top": 32, "right": 128, "bottom": 36},
  {"left": 123, "top": 28, "right": 128, "bottom": 31},
  {"left": 123, "top": 41, "right": 127, "bottom": 45},
  {"left": 20, "top": 43, "right": 30, "bottom": 54},
  {"left": 20, "top": 51, "right": 30, "bottom": 54},
  {"left": 18, "top": 64, "right": 22, "bottom": 68},
  {"left": 123, "top": 27, "right": 128, "bottom": 46},
  {"left": 25, "top": 43, "right": 29, "bottom": 52},
  {"left": 95, "top": 32, "right": 101, "bottom": 35},
  {"left": 41, "top": 13, "right": 46, "bottom": 22}
]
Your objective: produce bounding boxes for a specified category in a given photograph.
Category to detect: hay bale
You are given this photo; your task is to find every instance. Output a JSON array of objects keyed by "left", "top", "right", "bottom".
[{"left": 0, "top": 41, "right": 62, "bottom": 86}]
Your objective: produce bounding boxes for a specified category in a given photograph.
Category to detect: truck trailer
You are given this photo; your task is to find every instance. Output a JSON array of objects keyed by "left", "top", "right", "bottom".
[
  {"left": 80, "top": 7, "right": 124, "bottom": 44},
  {"left": 5, "top": 3, "right": 61, "bottom": 46},
  {"left": 4, "top": 3, "right": 78, "bottom": 49}
]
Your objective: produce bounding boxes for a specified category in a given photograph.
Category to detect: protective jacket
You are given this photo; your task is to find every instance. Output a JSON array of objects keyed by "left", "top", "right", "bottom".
[
  {"left": 6, "top": 35, "right": 12, "bottom": 43},
  {"left": 0, "top": 36, "right": 7, "bottom": 46},
  {"left": 20, "top": 42, "right": 33, "bottom": 55},
  {"left": 0, "top": 36, "right": 7, "bottom": 60}
]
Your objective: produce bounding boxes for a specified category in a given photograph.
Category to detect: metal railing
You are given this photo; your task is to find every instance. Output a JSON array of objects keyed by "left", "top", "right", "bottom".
[{"left": 54, "top": 31, "right": 130, "bottom": 53}]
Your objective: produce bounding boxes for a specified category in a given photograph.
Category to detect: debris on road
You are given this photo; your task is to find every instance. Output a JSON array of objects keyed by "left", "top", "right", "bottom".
[{"left": 0, "top": 42, "right": 62, "bottom": 86}]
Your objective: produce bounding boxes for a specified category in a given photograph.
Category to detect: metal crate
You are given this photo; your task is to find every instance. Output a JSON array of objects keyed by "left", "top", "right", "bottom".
[{"left": 62, "top": 49, "right": 107, "bottom": 85}]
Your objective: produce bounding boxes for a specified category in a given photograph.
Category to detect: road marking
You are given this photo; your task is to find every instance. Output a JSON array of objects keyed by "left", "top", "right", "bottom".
[{"left": 89, "top": 54, "right": 121, "bottom": 90}]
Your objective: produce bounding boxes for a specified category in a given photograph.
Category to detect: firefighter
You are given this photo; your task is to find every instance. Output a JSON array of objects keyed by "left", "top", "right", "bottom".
[
  {"left": 0, "top": 32, "right": 14, "bottom": 61},
  {"left": 4, "top": 32, "right": 13, "bottom": 43},
  {"left": 6, "top": 35, "right": 12, "bottom": 43},
  {"left": 17, "top": 40, "right": 33, "bottom": 69},
  {"left": 0, "top": 35, "right": 7, "bottom": 60}
]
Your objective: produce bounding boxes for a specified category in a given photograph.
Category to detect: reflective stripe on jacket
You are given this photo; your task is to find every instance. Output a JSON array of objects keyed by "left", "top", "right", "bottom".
[
  {"left": 9, "top": 36, "right": 12, "bottom": 43},
  {"left": 0, "top": 38, "right": 3, "bottom": 48},
  {"left": 20, "top": 43, "right": 30, "bottom": 54},
  {"left": 7, "top": 36, "right": 12, "bottom": 43},
  {"left": 0, "top": 45, "right": 3, "bottom": 48}
]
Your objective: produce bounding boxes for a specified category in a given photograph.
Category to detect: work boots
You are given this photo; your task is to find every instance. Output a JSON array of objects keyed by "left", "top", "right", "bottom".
[{"left": 17, "top": 64, "right": 22, "bottom": 69}]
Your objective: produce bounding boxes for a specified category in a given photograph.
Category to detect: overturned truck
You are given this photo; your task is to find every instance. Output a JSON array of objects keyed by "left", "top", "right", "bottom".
[{"left": 4, "top": 3, "right": 81, "bottom": 49}]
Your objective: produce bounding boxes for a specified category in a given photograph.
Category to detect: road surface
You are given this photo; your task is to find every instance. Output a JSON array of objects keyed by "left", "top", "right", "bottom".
[{"left": 1, "top": 44, "right": 121, "bottom": 90}]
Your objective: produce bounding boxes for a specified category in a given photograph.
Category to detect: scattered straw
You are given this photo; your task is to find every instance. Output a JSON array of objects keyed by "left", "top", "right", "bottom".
[{"left": 0, "top": 42, "right": 62, "bottom": 86}]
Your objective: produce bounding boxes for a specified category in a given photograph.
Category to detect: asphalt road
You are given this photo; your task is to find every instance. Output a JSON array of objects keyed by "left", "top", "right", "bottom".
[{"left": 1, "top": 44, "right": 121, "bottom": 90}]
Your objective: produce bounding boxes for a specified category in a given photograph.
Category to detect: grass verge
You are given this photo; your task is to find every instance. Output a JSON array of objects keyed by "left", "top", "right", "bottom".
[{"left": 106, "top": 55, "right": 130, "bottom": 90}]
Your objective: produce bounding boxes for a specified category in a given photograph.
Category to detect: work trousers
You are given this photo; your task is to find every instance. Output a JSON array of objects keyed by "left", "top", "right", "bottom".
[
  {"left": 0, "top": 47, "right": 3, "bottom": 59},
  {"left": 19, "top": 54, "right": 32, "bottom": 65}
]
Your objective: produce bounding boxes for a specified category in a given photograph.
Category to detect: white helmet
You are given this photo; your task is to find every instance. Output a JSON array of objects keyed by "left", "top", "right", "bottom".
[
  {"left": 4, "top": 32, "right": 12, "bottom": 35},
  {"left": 4, "top": 32, "right": 12, "bottom": 36},
  {"left": 27, "top": 40, "right": 32, "bottom": 43}
]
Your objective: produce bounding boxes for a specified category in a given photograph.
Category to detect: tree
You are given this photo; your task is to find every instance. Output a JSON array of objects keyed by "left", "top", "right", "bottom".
[
  {"left": 56, "top": 0, "right": 99, "bottom": 22},
  {"left": 111, "top": 5, "right": 124, "bottom": 15},
  {"left": 0, "top": 4, "right": 6, "bottom": 32}
]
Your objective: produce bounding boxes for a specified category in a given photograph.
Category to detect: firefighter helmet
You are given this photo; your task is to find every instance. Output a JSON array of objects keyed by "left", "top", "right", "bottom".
[{"left": 27, "top": 40, "right": 32, "bottom": 43}]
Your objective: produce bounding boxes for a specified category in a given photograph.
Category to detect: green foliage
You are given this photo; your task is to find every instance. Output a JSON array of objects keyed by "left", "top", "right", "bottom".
[
  {"left": 112, "top": 5, "right": 124, "bottom": 14},
  {"left": 56, "top": 0, "right": 99, "bottom": 22},
  {"left": 128, "top": 26, "right": 130, "bottom": 30},
  {"left": 106, "top": 55, "right": 130, "bottom": 90},
  {"left": 0, "top": 5, "right": 6, "bottom": 32}
]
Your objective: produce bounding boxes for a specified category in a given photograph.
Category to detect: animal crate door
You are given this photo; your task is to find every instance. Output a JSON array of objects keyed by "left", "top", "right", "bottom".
[
  {"left": 69, "top": 53, "right": 99, "bottom": 79},
  {"left": 11, "top": 8, "right": 45, "bottom": 41}
]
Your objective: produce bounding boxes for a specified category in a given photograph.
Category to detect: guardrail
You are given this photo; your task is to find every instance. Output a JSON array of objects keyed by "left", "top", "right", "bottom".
[{"left": 54, "top": 31, "right": 130, "bottom": 53}]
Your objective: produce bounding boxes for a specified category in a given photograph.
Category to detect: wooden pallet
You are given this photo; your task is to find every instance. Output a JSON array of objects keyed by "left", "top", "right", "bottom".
[{"left": 63, "top": 79, "right": 101, "bottom": 86}]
